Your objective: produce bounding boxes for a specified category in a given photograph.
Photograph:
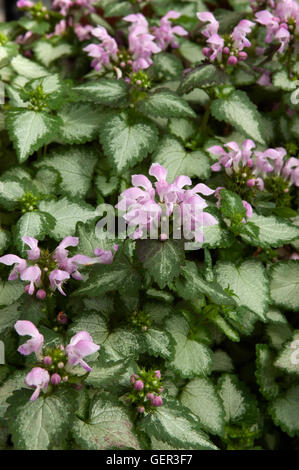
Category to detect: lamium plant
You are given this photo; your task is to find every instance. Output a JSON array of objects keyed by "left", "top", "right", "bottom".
[{"left": 0, "top": 0, "right": 298, "bottom": 451}]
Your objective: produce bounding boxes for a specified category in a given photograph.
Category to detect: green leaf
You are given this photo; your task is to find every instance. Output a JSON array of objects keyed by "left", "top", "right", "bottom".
[
  {"left": 58, "top": 103, "right": 102, "bottom": 145},
  {"left": 72, "top": 394, "right": 140, "bottom": 450},
  {"left": 212, "top": 350, "right": 234, "bottom": 373},
  {"left": 0, "top": 177, "right": 26, "bottom": 209},
  {"left": 215, "top": 260, "right": 269, "bottom": 320},
  {"left": 0, "top": 282, "right": 24, "bottom": 308},
  {"left": 273, "top": 70, "right": 298, "bottom": 92},
  {"left": 36, "top": 146, "right": 97, "bottom": 198},
  {"left": 14, "top": 211, "right": 56, "bottom": 255},
  {"left": 255, "top": 344, "right": 280, "bottom": 400},
  {"left": 67, "top": 313, "right": 109, "bottom": 346},
  {"left": 181, "top": 261, "right": 237, "bottom": 307},
  {"left": 38, "top": 197, "right": 97, "bottom": 240},
  {"left": 99, "top": 111, "right": 158, "bottom": 173},
  {"left": 269, "top": 386, "right": 299, "bottom": 437},
  {"left": 0, "top": 229, "right": 10, "bottom": 255},
  {"left": 165, "top": 315, "right": 213, "bottom": 378},
  {"left": 76, "top": 220, "right": 117, "bottom": 258},
  {"left": 136, "top": 239, "right": 185, "bottom": 289},
  {"left": 270, "top": 261, "right": 299, "bottom": 311},
  {"left": 218, "top": 374, "right": 258, "bottom": 425},
  {"left": 153, "top": 135, "right": 210, "bottom": 181},
  {"left": 168, "top": 117, "right": 197, "bottom": 142},
  {"left": 101, "top": 328, "right": 142, "bottom": 364},
  {"left": 266, "top": 323, "right": 293, "bottom": 351},
  {"left": 0, "top": 303, "right": 22, "bottom": 334},
  {"left": 178, "top": 64, "right": 225, "bottom": 95},
  {"left": 181, "top": 378, "right": 225, "bottom": 436},
  {"left": 11, "top": 55, "right": 48, "bottom": 79},
  {"left": 178, "top": 38, "right": 205, "bottom": 64},
  {"left": 74, "top": 252, "right": 141, "bottom": 297},
  {"left": 6, "top": 389, "right": 74, "bottom": 450},
  {"left": 211, "top": 90, "right": 266, "bottom": 145},
  {"left": 33, "top": 40, "right": 72, "bottom": 67},
  {"left": 220, "top": 189, "right": 246, "bottom": 222},
  {"left": 86, "top": 359, "right": 137, "bottom": 389},
  {"left": 18, "top": 17, "right": 50, "bottom": 34},
  {"left": 73, "top": 78, "right": 129, "bottom": 107},
  {"left": 153, "top": 52, "right": 183, "bottom": 80},
  {"left": 275, "top": 331, "right": 299, "bottom": 375},
  {"left": 0, "top": 371, "right": 27, "bottom": 419},
  {"left": 104, "top": 1, "right": 134, "bottom": 17},
  {"left": 6, "top": 109, "right": 61, "bottom": 163},
  {"left": 139, "top": 328, "right": 175, "bottom": 360},
  {"left": 140, "top": 400, "right": 217, "bottom": 450},
  {"left": 240, "top": 213, "right": 299, "bottom": 248},
  {"left": 138, "top": 88, "right": 196, "bottom": 119}
]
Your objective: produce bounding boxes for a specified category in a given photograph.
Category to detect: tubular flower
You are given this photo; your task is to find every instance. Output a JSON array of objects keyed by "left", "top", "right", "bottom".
[
  {"left": 66, "top": 331, "right": 100, "bottom": 372},
  {"left": 25, "top": 367, "right": 50, "bottom": 401},
  {"left": 116, "top": 163, "right": 217, "bottom": 243},
  {"left": 198, "top": 12, "right": 254, "bottom": 64},
  {"left": 0, "top": 236, "right": 116, "bottom": 297},
  {"left": 152, "top": 11, "right": 188, "bottom": 49},
  {"left": 15, "top": 320, "right": 44, "bottom": 360},
  {"left": 83, "top": 26, "right": 118, "bottom": 72}
]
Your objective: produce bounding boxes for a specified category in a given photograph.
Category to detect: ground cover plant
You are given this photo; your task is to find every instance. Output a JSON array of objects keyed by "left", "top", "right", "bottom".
[{"left": 0, "top": 0, "right": 298, "bottom": 451}]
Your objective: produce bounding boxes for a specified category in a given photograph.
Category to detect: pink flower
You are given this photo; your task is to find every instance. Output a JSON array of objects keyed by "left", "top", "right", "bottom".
[
  {"left": 52, "top": 0, "right": 73, "bottom": 15},
  {"left": 66, "top": 331, "right": 100, "bottom": 372},
  {"left": 83, "top": 26, "right": 118, "bottom": 72},
  {"left": 25, "top": 368, "right": 50, "bottom": 401},
  {"left": 17, "top": 0, "right": 34, "bottom": 8},
  {"left": 94, "top": 245, "right": 118, "bottom": 265},
  {"left": 124, "top": 14, "right": 161, "bottom": 71},
  {"left": 282, "top": 157, "right": 299, "bottom": 186},
  {"left": 209, "top": 140, "right": 255, "bottom": 174},
  {"left": 116, "top": 163, "right": 217, "bottom": 242},
  {"left": 197, "top": 12, "right": 220, "bottom": 37},
  {"left": 75, "top": 24, "right": 93, "bottom": 41},
  {"left": 0, "top": 254, "right": 27, "bottom": 281},
  {"left": 23, "top": 236, "right": 40, "bottom": 261},
  {"left": 232, "top": 20, "right": 255, "bottom": 50},
  {"left": 152, "top": 11, "right": 188, "bottom": 49},
  {"left": 15, "top": 321, "right": 44, "bottom": 360},
  {"left": 242, "top": 200, "right": 253, "bottom": 219}
]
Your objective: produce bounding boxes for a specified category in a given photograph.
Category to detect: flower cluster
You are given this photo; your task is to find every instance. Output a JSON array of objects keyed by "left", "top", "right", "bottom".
[
  {"left": 83, "top": 26, "right": 119, "bottom": 72},
  {"left": 255, "top": 0, "right": 299, "bottom": 53},
  {"left": 15, "top": 321, "right": 99, "bottom": 401},
  {"left": 0, "top": 236, "right": 117, "bottom": 298},
  {"left": 116, "top": 163, "right": 218, "bottom": 243},
  {"left": 197, "top": 12, "right": 255, "bottom": 65},
  {"left": 209, "top": 140, "right": 299, "bottom": 192},
  {"left": 83, "top": 11, "right": 187, "bottom": 75},
  {"left": 52, "top": 0, "right": 95, "bottom": 16},
  {"left": 129, "top": 369, "right": 164, "bottom": 413}
]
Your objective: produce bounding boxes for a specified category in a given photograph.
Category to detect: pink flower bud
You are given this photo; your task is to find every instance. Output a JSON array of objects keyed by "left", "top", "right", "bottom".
[
  {"left": 223, "top": 47, "right": 230, "bottom": 54},
  {"left": 238, "top": 51, "right": 247, "bottom": 61},
  {"left": 154, "top": 370, "right": 161, "bottom": 379},
  {"left": 51, "top": 373, "right": 61, "bottom": 385},
  {"left": 58, "top": 362, "right": 64, "bottom": 369},
  {"left": 151, "top": 396, "right": 163, "bottom": 407},
  {"left": 159, "top": 387, "right": 165, "bottom": 393},
  {"left": 134, "top": 380, "right": 144, "bottom": 391},
  {"left": 147, "top": 393, "right": 154, "bottom": 400},
  {"left": 202, "top": 47, "right": 211, "bottom": 57},
  {"left": 247, "top": 159, "right": 254, "bottom": 168},
  {"left": 137, "top": 406, "right": 145, "bottom": 413},
  {"left": 43, "top": 356, "right": 52, "bottom": 366},
  {"left": 227, "top": 56, "right": 238, "bottom": 65},
  {"left": 62, "top": 376, "right": 68, "bottom": 382},
  {"left": 247, "top": 178, "right": 256, "bottom": 187},
  {"left": 130, "top": 374, "right": 138, "bottom": 384},
  {"left": 36, "top": 289, "right": 46, "bottom": 300}
]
